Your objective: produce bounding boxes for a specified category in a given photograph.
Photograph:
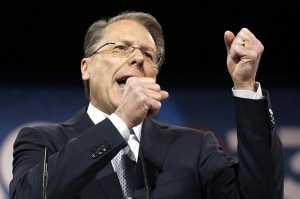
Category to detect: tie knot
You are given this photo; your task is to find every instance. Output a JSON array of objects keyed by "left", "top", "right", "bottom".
[{"left": 129, "top": 128, "right": 135, "bottom": 135}]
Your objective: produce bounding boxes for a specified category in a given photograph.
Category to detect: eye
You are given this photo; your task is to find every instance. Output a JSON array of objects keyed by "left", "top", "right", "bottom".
[
  {"left": 113, "top": 44, "right": 129, "bottom": 52},
  {"left": 142, "top": 51, "right": 154, "bottom": 61}
]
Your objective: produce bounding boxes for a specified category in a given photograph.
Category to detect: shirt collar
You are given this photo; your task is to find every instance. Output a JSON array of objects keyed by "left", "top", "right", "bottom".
[
  {"left": 87, "top": 102, "right": 107, "bottom": 124},
  {"left": 87, "top": 102, "right": 142, "bottom": 141}
]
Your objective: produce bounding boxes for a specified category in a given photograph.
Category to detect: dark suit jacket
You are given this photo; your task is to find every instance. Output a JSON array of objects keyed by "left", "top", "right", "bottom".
[{"left": 9, "top": 91, "right": 284, "bottom": 199}]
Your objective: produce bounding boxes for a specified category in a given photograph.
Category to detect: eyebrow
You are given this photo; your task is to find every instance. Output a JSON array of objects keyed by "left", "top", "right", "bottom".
[{"left": 113, "top": 40, "right": 155, "bottom": 51}]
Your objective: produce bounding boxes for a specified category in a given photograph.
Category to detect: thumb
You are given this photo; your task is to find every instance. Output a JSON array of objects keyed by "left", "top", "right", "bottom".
[{"left": 224, "top": 30, "right": 235, "bottom": 53}]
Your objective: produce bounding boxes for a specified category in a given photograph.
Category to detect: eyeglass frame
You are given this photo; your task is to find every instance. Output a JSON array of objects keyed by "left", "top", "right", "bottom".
[{"left": 88, "top": 42, "right": 165, "bottom": 68}]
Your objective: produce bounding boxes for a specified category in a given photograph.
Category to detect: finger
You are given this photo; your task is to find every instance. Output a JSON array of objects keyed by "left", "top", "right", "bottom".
[
  {"left": 224, "top": 30, "right": 235, "bottom": 53},
  {"left": 160, "top": 90, "right": 169, "bottom": 101},
  {"left": 144, "top": 89, "right": 168, "bottom": 118},
  {"left": 146, "top": 99, "right": 161, "bottom": 118},
  {"left": 235, "top": 28, "right": 260, "bottom": 48}
]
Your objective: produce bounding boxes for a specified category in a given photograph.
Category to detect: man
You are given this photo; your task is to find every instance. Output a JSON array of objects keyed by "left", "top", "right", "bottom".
[{"left": 9, "top": 11, "right": 284, "bottom": 199}]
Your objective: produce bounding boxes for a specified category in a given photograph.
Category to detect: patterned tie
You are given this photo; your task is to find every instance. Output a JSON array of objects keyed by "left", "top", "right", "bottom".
[{"left": 113, "top": 145, "right": 136, "bottom": 198}]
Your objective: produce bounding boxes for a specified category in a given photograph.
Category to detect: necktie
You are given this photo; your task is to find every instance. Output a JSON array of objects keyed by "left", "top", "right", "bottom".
[{"left": 113, "top": 145, "right": 136, "bottom": 198}]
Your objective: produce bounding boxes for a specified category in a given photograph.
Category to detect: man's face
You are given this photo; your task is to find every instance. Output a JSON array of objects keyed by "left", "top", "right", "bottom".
[{"left": 81, "top": 20, "right": 159, "bottom": 114}]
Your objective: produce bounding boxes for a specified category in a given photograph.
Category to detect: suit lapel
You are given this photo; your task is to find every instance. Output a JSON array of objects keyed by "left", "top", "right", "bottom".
[
  {"left": 134, "top": 119, "right": 172, "bottom": 194},
  {"left": 57, "top": 107, "right": 95, "bottom": 140}
]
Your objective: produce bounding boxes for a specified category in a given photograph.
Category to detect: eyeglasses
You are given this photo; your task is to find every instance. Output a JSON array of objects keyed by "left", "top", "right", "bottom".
[{"left": 89, "top": 42, "right": 164, "bottom": 68}]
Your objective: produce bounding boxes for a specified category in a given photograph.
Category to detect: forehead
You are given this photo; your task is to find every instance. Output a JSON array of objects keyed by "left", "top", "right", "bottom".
[{"left": 102, "top": 20, "right": 155, "bottom": 46}]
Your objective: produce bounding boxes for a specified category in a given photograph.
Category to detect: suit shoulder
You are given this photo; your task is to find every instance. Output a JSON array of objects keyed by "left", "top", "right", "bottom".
[{"left": 16, "top": 107, "right": 89, "bottom": 142}]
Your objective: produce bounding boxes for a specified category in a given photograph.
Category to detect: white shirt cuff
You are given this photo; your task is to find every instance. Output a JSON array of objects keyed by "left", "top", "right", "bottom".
[
  {"left": 107, "top": 113, "right": 131, "bottom": 141},
  {"left": 232, "top": 82, "right": 263, "bottom": 99}
]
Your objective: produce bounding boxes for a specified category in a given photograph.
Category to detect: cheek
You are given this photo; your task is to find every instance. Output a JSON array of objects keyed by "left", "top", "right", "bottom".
[
  {"left": 145, "top": 68, "right": 159, "bottom": 79},
  {"left": 87, "top": 65, "right": 109, "bottom": 94},
  {"left": 89, "top": 59, "right": 112, "bottom": 78}
]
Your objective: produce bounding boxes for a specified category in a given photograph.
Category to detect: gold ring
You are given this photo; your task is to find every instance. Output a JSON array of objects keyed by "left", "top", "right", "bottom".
[{"left": 241, "top": 40, "right": 246, "bottom": 47}]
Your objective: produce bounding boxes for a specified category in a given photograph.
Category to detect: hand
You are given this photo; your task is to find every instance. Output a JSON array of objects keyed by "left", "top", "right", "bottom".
[
  {"left": 224, "top": 28, "right": 264, "bottom": 91},
  {"left": 114, "top": 77, "right": 169, "bottom": 128}
]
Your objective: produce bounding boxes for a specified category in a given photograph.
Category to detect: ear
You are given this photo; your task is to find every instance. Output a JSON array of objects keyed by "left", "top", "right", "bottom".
[{"left": 81, "top": 58, "right": 90, "bottom": 80}]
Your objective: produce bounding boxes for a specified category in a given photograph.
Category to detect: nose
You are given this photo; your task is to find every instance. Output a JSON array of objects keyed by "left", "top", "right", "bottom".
[
  {"left": 128, "top": 47, "right": 145, "bottom": 67},
  {"left": 131, "top": 47, "right": 144, "bottom": 57}
]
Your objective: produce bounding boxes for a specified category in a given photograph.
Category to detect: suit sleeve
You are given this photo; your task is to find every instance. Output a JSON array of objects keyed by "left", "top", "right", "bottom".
[
  {"left": 9, "top": 118, "right": 126, "bottom": 199},
  {"left": 234, "top": 89, "right": 284, "bottom": 199}
]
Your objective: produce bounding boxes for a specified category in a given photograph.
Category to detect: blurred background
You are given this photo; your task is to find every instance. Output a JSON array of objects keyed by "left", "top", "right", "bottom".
[{"left": 1, "top": 1, "right": 299, "bottom": 198}]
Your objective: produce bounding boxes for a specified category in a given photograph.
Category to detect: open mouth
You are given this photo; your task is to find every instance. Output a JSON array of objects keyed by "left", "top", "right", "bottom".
[{"left": 116, "top": 76, "right": 131, "bottom": 86}]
